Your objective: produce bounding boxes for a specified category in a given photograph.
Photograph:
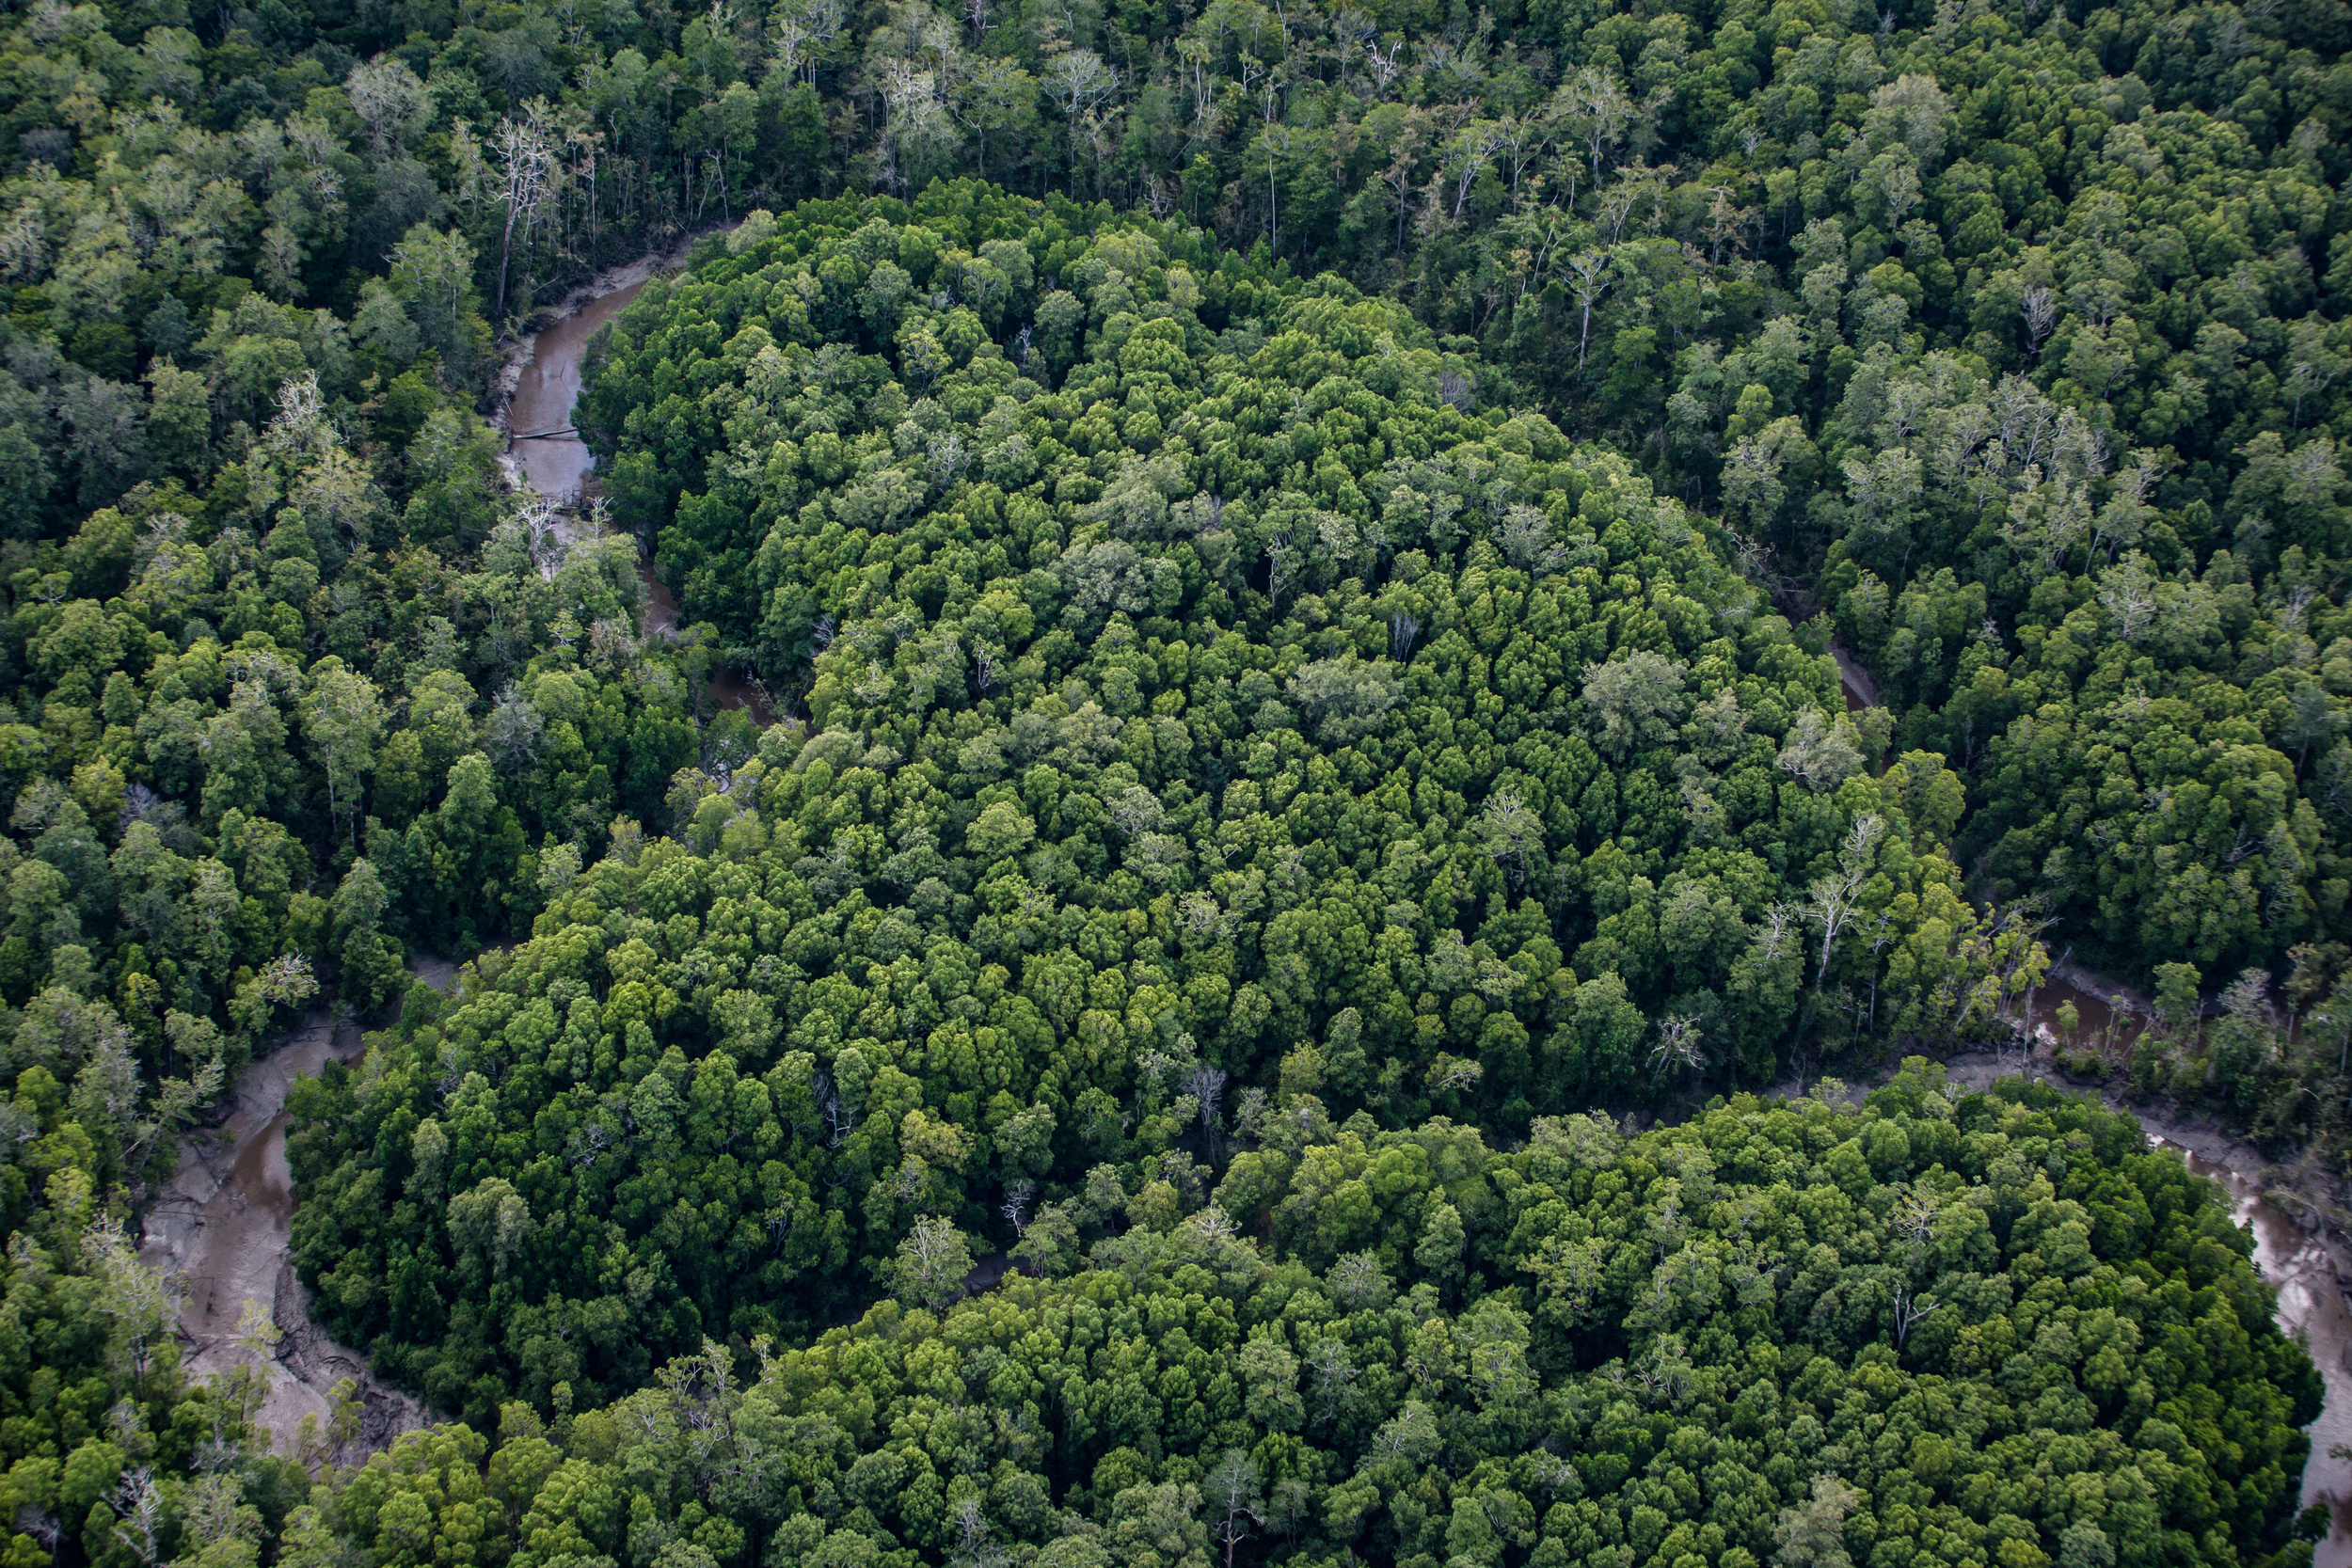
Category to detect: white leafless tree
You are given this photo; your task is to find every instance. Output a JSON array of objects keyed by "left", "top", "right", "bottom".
[
  {"left": 1803, "top": 814, "right": 1887, "bottom": 985},
  {"left": 108, "top": 1470, "right": 165, "bottom": 1568},
  {"left": 1892, "top": 1283, "right": 1943, "bottom": 1346},
  {"left": 1650, "top": 1014, "right": 1705, "bottom": 1081},
  {"left": 1205, "top": 1450, "right": 1267, "bottom": 1568},
  {"left": 1565, "top": 249, "right": 1611, "bottom": 372},
  {"left": 1189, "top": 1065, "right": 1228, "bottom": 1161},
  {"left": 491, "top": 106, "right": 557, "bottom": 317},
  {"left": 2022, "top": 285, "right": 2058, "bottom": 359}
]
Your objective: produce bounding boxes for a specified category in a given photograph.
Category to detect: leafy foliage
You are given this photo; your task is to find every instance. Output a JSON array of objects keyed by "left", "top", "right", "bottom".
[
  {"left": 0, "top": 0, "right": 2344, "bottom": 1561},
  {"left": 280, "top": 197, "right": 2073, "bottom": 1420},
  {"left": 284, "top": 1072, "right": 2322, "bottom": 1568}
]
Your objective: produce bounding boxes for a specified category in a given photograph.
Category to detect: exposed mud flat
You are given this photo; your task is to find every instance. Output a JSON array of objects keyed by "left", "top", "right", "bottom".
[
  {"left": 410, "top": 951, "right": 462, "bottom": 996},
  {"left": 139, "top": 996, "right": 437, "bottom": 1457},
  {"left": 2021, "top": 959, "right": 2152, "bottom": 1056},
  {"left": 1935, "top": 1046, "right": 2269, "bottom": 1171}
]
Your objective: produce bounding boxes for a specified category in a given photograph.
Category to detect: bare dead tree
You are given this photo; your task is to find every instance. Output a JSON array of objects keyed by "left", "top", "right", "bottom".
[
  {"left": 1804, "top": 814, "right": 1887, "bottom": 985},
  {"left": 1390, "top": 610, "right": 1422, "bottom": 659},
  {"left": 1892, "top": 1283, "right": 1944, "bottom": 1346},
  {"left": 1001, "top": 1179, "right": 1037, "bottom": 1236},
  {"left": 1205, "top": 1451, "right": 1267, "bottom": 1568},
  {"left": 949, "top": 1497, "right": 1006, "bottom": 1568},
  {"left": 108, "top": 1471, "right": 165, "bottom": 1568},
  {"left": 2022, "top": 285, "right": 2058, "bottom": 360},
  {"left": 1650, "top": 1014, "right": 1706, "bottom": 1085},
  {"left": 491, "top": 106, "right": 556, "bottom": 318},
  {"left": 1889, "top": 1186, "right": 1937, "bottom": 1257},
  {"left": 1430, "top": 1057, "right": 1486, "bottom": 1094},
  {"left": 814, "top": 1072, "right": 855, "bottom": 1148},
  {"left": 1565, "top": 249, "right": 1612, "bottom": 373}
]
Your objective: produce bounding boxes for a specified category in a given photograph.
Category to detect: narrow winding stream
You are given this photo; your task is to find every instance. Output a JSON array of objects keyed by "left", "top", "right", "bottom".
[
  {"left": 504, "top": 269, "right": 773, "bottom": 721},
  {"left": 135, "top": 261, "right": 776, "bottom": 1460}
]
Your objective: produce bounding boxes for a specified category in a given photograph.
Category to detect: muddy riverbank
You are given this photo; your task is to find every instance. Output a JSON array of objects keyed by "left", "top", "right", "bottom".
[
  {"left": 2144, "top": 1137, "right": 2352, "bottom": 1564},
  {"left": 496, "top": 231, "right": 776, "bottom": 726},
  {"left": 138, "top": 995, "right": 439, "bottom": 1458},
  {"left": 2020, "top": 958, "right": 2152, "bottom": 1059}
]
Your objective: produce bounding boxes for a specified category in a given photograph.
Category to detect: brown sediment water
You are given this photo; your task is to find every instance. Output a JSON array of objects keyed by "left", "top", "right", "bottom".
[
  {"left": 509, "top": 277, "right": 776, "bottom": 727},
  {"left": 1757, "top": 629, "right": 2352, "bottom": 1544},
  {"left": 2153, "top": 1137, "right": 2352, "bottom": 1565},
  {"left": 2026, "top": 970, "right": 2147, "bottom": 1059},
  {"left": 505, "top": 281, "right": 646, "bottom": 503}
]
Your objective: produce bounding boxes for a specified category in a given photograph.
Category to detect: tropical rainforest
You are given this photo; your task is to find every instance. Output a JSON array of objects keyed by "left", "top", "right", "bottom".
[{"left": 0, "top": 0, "right": 2345, "bottom": 1560}]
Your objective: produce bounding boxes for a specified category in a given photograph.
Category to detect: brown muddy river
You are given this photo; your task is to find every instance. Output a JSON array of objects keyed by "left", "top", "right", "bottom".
[
  {"left": 142, "top": 1005, "right": 424, "bottom": 1454},
  {"left": 509, "top": 279, "right": 775, "bottom": 724},
  {"left": 2026, "top": 972, "right": 2146, "bottom": 1059},
  {"left": 506, "top": 281, "right": 645, "bottom": 503}
]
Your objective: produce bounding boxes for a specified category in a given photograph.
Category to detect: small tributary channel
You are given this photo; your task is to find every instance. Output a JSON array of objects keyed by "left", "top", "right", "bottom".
[{"left": 135, "top": 244, "right": 768, "bottom": 1461}]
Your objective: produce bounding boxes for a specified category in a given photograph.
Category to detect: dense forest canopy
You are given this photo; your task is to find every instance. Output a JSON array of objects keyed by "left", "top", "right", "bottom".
[
  {"left": 287, "top": 1075, "right": 2332, "bottom": 1568},
  {"left": 275, "top": 192, "right": 2050, "bottom": 1425},
  {"left": 0, "top": 0, "right": 2342, "bottom": 1562}
]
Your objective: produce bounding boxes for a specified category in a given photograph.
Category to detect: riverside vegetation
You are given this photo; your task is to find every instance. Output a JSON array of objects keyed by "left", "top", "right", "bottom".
[{"left": 0, "top": 0, "right": 2343, "bottom": 1564}]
